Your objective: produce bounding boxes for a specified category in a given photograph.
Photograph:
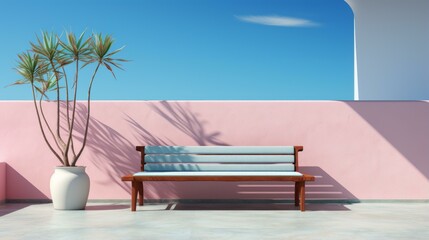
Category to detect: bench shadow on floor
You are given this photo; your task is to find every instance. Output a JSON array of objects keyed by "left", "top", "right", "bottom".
[
  {"left": 163, "top": 203, "right": 350, "bottom": 211},
  {"left": 85, "top": 204, "right": 130, "bottom": 211}
]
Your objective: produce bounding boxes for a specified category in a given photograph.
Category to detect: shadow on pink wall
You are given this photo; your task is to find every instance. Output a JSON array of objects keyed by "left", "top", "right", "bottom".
[
  {"left": 71, "top": 104, "right": 138, "bottom": 193},
  {"left": 70, "top": 101, "right": 231, "bottom": 194},
  {"left": 302, "top": 166, "right": 357, "bottom": 201},
  {"left": 0, "top": 162, "right": 5, "bottom": 203},
  {"left": 6, "top": 164, "right": 49, "bottom": 201},
  {"left": 149, "top": 101, "right": 229, "bottom": 146},
  {"left": 79, "top": 102, "right": 358, "bottom": 201},
  {"left": 347, "top": 101, "right": 429, "bottom": 180}
]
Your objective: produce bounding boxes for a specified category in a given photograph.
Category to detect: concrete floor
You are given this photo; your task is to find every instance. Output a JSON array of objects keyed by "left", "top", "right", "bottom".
[{"left": 1, "top": 202, "right": 429, "bottom": 240}]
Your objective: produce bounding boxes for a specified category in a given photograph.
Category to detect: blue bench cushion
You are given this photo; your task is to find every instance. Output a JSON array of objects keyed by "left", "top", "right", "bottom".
[
  {"left": 143, "top": 146, "right": 298, "bottom": 174},
  {"left": 134, "top": 171, "right": 303, "bottom": 177},
  {"left": 144, "top": 163, "right": 295, "bottom": 172},
  {"left": 145, "top": 155, "right": 295, "bottom": 163},
  {"left": 145, "top": 146, "right": 295, "bottom": 155}
]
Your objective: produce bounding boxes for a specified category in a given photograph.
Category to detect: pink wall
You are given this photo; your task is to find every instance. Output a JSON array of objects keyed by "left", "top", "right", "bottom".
[
  {"left": 0, "top": 101, "right": 428, "bottom": 201},
  {"left": 0, "top": 162, "right": 5, "bottom": 203}
]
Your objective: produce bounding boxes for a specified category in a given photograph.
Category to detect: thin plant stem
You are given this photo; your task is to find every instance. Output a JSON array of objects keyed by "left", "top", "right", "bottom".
[
  {"left": 62, "top": 66, "right": 77, "bottom": 158},
  {"left": 64, "top": 60, "right": 80, "bottom": 165},
  {"left": 49, "top": 60, "right": 67, "bottom": 164},
  {"left": 73, "top": 63, "right": 100, "bottom": 165},
  {"left": 31, "top": 82, "right": 63, "bottom": 164},
  {"left": 39, "top": 95, "right": 63, "bottom": 155}
]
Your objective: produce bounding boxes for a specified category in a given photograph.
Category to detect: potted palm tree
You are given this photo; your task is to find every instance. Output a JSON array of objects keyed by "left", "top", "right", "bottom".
[{"left": 11, "top": 31, "right": 126, "bottom": 210}]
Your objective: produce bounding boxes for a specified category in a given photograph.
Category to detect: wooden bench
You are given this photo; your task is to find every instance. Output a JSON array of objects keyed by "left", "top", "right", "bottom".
[{"left": 122, "top": 146, "right": 315, "bottom": 211}]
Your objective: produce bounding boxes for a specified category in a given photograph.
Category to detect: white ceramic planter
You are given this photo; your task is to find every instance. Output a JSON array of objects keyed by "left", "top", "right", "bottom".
[{"left": 50, "top": 166, "right": 90, "bottom": 210}]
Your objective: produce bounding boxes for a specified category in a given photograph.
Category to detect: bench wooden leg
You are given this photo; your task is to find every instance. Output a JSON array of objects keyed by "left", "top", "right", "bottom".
[
  {"left": 138, "top": 181, "right": 144, "bottom": 206},
  {"left": 131, "top": 181, "right": 138, "bottom": 211},
  {"left": 299, "top": 181, "right": 306, "bottom": 212},
  {"left": 294, "top": 181, "right": 300, "bottom": 206}
]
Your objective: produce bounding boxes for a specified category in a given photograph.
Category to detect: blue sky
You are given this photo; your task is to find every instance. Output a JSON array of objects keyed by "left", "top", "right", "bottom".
[{"left": 0, "top": 0, "right": 354, "bottom": 100}]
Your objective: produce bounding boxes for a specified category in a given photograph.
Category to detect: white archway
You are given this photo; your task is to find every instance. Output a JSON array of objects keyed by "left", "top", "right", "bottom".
[{"left": 345, "top": 0, "right": 429, "bottom": 100}]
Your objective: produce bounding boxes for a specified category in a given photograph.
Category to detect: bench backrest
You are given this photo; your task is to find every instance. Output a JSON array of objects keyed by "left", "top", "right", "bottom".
[{"left": 136, "top": 146, "right": 303, "bottom": 172}]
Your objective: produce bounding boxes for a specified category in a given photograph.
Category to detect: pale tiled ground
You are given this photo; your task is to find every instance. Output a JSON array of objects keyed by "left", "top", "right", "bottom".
[{"left": 1, "top": 202, "right": 429, "bottom": 240}]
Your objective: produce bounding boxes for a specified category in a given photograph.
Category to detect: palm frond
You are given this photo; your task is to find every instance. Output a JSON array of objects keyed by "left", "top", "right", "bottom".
[
  {"left": 60, "top": 31, "right": 92, "bottom": 62},
  {"left": 34, "top": 85, "right": 49, "bottom": 99},
  {"left": 7, "top": 79, "right": 30, "bottom": 87},
  {"left": 87, "top": 33, "right": 127, "bottom": 75},
  {"left": 31, "top": 32, "right": 60, "bottom": 62},
  {"left": 80, "top": 59, "right": 97, "bottom": 69},
  {"left": 103, "top": 62, "right": 116, "bottom": 79},
  {"left": 15, "top": 52, "right": 45, "bottom": 83}
]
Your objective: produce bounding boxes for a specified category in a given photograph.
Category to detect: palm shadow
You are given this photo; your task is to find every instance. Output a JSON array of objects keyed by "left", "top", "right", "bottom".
[
  {"left": 125, "top": 101, "right": 230, "bottom": 198},
  {"left": 69, "top": 103, "right": 138, "bottom": 193},
  {"left": 150, "top": 101, "right": 229, "bottom": 146},
  {"left": 125, "top": 115, "right": 171, "bottom": 146},
  {"left": 60, "top": 101, "right": 356, "bottom": 210},
  {"left": 68, "top": 101, "right": 230, "bottom": 197}
]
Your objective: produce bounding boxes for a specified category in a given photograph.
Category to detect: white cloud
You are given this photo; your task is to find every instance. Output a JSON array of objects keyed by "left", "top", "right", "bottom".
[{"left": 236, "top": 15, "right": 319, "bottom": 27}]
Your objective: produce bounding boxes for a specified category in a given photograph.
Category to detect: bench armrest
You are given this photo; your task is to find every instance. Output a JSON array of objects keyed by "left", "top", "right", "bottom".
[
  {"left": 294, "top": 146, "right": 303, "bottom": 171},
  {"left": 294, "top": 146, "right": 303, "bottom": 152},
  {"left": 136, "top": 146, "right": 145, "bottom": 152},
  {"left": 121, "top": 175, "right": 134, "bottom": 181},
  {"left": 136, "top": 146, "right": 146, "bottom": 171}
]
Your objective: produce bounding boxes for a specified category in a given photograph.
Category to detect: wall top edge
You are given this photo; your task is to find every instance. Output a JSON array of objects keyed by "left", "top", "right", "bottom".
[{"left": 1, "top": 100, "right": 429, "bottom": 103}]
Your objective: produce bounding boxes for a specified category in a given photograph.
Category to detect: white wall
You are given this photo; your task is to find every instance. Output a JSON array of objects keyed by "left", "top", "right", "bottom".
[{"left": 345, "top": 0, "right": 429, "bottom": 100}]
